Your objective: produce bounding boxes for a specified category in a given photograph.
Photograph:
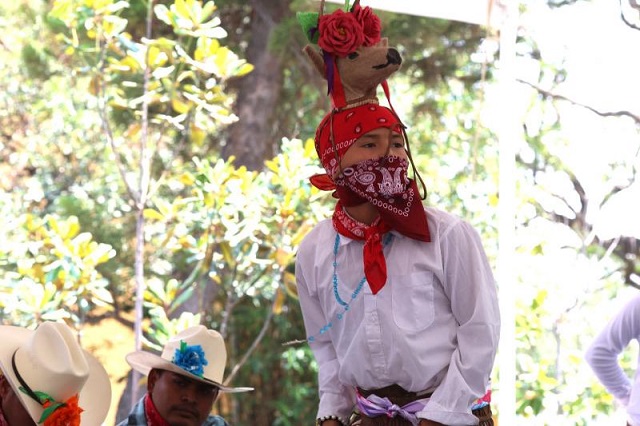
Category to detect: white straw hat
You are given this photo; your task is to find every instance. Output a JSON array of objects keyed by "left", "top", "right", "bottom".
[
  {"left": 0, "top": 322, "right": 111, "bottom": 426},
  {"left": 125, "top": 325, "right": 252, "bottom": 393}
]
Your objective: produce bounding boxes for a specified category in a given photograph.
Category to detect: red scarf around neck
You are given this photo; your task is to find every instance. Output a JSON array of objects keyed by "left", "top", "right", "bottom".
[
  {"left": 333, "top": 206, "right": 393, "bottom": 295},
  {"left": 0, "top": 408, "right": 8, "bottom": 426},
  {"left": 145, "top": 394, "right": 170, "bottom": 426}
]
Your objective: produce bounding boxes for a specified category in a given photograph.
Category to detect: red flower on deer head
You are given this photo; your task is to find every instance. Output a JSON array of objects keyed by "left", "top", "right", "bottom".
[
  {"left": 304, "top": 3, "right": 381, "bottom": 57},
  {"left": 318, "top": 9, "right": 364, "bottom": 57},
  {"left": 353, "top": 5, "right": 381, "bottom": 46}
]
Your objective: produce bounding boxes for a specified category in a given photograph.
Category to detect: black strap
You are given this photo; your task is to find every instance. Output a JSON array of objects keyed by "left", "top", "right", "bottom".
[{"left": 11, "top": 350, "right": 43, "bottom": 406}]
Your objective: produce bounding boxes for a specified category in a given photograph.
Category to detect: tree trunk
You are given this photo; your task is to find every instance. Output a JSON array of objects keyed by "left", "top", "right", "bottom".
[{"left": 221, "top": 0, "right": 290, "bottom": 170}]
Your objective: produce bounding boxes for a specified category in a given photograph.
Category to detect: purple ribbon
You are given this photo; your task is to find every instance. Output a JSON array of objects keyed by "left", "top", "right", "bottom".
[
  {"left": 323, "top": 50, "right": 335, "bottom": 95},
  {"left": 356, "top": 393, "right": 426, "bottom": 426}
]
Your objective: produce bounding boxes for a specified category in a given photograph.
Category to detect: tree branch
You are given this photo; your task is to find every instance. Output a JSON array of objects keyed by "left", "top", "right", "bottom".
[
  {"left": 518, "top": 79, "right": 640, "bottom": 124},
  {"left": 222, "top": 294, "right": 275, "bottom": 385},
  {"left": 96, "top": 42, "right": 139, "bottom": 205},
  {"left": 619, "top": 0, "right": 640, "bottom": 31}
]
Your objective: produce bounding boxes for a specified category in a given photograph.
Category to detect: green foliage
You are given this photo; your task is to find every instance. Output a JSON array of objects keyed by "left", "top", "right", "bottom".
[
  {"left": 9, "top": 1, "right": 636, "bottom": 425},
  {"left": 48, "top": 0, "right": 253, "bottom": 145},
  {"left": 296, "top": 12, "right": 319, "bottom": 44},
  {"left": 0, "top": 214, "right": 115, "bottom": 327},
  {"left": 143, "top": 308, "right": 203, "bottom": 351},
  {"left": 516, "top": 289, "right": 552, "bottom": 416},
  {"left": 138, "top": 137, "right": 329, "bottom": 318},
  {"left": 117, "top": 136, "right": 328, "bottom": 421}
]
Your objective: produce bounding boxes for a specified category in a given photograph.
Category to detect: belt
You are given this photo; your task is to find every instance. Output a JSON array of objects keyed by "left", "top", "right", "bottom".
[{"left": 357, "top": 384, "right": 433, "bottom": 407}]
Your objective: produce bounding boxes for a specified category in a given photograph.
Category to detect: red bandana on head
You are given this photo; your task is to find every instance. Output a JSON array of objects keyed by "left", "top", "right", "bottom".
[
  {"left": 310, "top": 104, "right": 431, "bottom": 294},
  {"left": 311, "top": 103, "right": 398, "bottom": 180}
]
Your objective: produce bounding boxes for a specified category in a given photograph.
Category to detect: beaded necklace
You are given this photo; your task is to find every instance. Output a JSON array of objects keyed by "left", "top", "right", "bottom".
[{"left": 308, "top": 232, "right": 393, "bottom": 343}]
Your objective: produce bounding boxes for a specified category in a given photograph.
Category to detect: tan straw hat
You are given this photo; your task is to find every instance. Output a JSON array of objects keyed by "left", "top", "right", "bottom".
[
  {"left": 125, "top": 325, "right": 253, "bottom": 393},
  {"left": 0, "top": 322, "right": 111, "bottom": 426}
]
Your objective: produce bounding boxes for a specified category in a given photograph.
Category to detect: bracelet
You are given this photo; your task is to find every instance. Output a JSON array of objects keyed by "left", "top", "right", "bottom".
[{"left": 316, "top": 415, "right": 346, "bottom": 426}]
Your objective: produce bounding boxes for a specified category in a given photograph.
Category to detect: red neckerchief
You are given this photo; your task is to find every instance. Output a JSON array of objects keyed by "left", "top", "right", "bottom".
[
  {"left": 0, "top": 408, "right": 9, "bottom": 426},
  {"left": 331, "top": 157, "right": 430, "bottom": 294},
  {"left": 0, "top": 375, "right": 11, "bottom": 426},
  {"left": 145, "top": 394, "right": 170, "bottom": 426},
  {"left": 333, "top": 206, "right": 392, "bottom": 295}
]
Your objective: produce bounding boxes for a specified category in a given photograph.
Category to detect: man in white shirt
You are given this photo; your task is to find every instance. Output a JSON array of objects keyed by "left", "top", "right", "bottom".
[
  {"left": 585, "top": 295, "right": 640, "bottom": 426},
  {"left": 296, "top": 3, "right": 500, "bottom": 424},
  {"left": 295, "top": 47, "right": 500, "bottom": 426}
]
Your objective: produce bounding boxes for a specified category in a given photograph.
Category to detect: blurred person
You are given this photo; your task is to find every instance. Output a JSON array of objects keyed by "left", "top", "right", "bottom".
[
  {"left": 586, "top": 294, "right": 640, "bottom": 426},
  {"left": 0, "top": 321, "right": 111, "bottom": 426}
]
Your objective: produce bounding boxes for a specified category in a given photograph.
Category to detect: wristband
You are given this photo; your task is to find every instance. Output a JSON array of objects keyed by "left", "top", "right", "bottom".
[{"left": 316, "top": 415, "right": 346, "bottom": 425}]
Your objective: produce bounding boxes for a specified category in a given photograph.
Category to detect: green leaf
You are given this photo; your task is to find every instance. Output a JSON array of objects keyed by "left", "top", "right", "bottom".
[
  {"left": 153, "top": 4, "right": 173, "bottom": 26},
  {"left": 296, "top": 12, "right": 319, "bottom": 44},
  {"left": 144, "top": 208, "right": 165, "bottom": 221},
  {"left": 201, "top": 1, "right": 216, "bottom": 22},
  {"left": 170, "top": 287, "right": 194, "bottom": 312}
]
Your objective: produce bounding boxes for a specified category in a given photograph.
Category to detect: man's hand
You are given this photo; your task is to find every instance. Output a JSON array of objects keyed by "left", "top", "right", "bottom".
[{"left": 419, "top": 420, "right": 445, "bottom": 426}]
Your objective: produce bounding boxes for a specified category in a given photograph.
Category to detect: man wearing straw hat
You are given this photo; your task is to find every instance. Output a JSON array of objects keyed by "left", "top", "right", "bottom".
[
  {"left": 118, "top": 325, "right": 252, "bottom": 426},
  {"left": 0, "top": 321, "right": 111, "bottom": 426}
]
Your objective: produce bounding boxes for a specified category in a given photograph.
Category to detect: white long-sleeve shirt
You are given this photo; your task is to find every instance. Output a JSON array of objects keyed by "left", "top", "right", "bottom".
[
  {"left": 295, "top": 207, "right": 500, "bottom": 425},
  {"left": 585, "top": 295, "right": 640, "bottom": 426}
]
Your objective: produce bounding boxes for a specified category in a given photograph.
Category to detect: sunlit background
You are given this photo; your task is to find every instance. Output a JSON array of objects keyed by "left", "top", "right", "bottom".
[{"left": 1, "top": 0, "right": 639, "bottom": 424}]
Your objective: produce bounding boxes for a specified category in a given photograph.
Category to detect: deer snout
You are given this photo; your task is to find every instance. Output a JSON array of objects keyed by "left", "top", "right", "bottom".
[{"left": 387, "top": 48, "right": 402, "bottom": 65}]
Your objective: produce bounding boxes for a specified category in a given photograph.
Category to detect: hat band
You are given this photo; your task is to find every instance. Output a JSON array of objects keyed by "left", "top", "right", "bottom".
[
  {"left": 11, "top": 351, "right": 84, "bottom": 425},
  {"left": 11, "top": 351, "right": 43, "bottom": 406}
]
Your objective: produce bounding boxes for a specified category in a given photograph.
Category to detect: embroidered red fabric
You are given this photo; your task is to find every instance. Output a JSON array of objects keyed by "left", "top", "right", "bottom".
[{"left": 312, "top": 103, "right": 400, "bottom": 179}]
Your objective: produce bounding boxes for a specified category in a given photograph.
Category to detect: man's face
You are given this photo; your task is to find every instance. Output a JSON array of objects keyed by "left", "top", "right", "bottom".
[
  {"left": 0, "top": 374, "right": 36, "bottom": 426},
  {"left": 149, "top": 369, "right": 219, "bottom": 426}
]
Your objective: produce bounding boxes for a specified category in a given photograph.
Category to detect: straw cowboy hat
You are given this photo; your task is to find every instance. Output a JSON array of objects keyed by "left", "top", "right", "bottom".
[
  {"left": 125, "top": 325, "right": 253, "bottom": 393},
  {"left": 0, "top": 321, "right": 111, "bottom": 426}
]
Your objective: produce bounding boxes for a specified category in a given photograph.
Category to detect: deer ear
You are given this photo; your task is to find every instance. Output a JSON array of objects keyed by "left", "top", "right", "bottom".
[
  {"left": 303, "top": 44, "right": 327, "bottom": 80},
  {"left": 379, "top": 37, "right": 388, "bottom": 47}
]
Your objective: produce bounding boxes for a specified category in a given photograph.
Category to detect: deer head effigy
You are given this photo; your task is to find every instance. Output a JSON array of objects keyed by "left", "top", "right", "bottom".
[
  {"left": 298, "top": 0, "right": 426, "bottom": 201},
  {"left": 298, "top": 0, "right": 402, "bottom": 109}
]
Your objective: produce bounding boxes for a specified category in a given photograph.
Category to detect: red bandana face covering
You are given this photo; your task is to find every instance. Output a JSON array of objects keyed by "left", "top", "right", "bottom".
[{"left": 332, "top": 156, "right": 430, "bottom": 294}]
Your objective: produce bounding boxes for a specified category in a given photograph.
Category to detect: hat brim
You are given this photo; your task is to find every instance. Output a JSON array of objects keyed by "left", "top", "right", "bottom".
[
  {"left": 126, "top": 351, "right": 253, "bottom": 393},
  {"left": 0, "top": 325, "right": 111, "bottom": 426}
]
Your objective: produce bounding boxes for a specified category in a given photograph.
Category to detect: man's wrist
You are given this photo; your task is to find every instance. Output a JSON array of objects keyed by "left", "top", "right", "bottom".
[{"left": 316, "top": 415, "right": 345, "bottom": 425}]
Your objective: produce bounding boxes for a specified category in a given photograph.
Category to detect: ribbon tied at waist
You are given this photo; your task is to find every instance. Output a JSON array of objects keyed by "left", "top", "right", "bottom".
[{"left": 356, "top": 392, "right": 427, "bottom": 426}]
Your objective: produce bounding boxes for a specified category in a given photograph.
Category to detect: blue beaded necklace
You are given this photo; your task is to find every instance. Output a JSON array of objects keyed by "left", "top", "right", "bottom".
[{"left": 307, "top": 232, "right": 393, "bottom": 343}]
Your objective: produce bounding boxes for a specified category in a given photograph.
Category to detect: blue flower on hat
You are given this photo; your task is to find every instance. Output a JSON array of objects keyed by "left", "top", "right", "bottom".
[{"left": 172, "top": 340, "right": 208, "bottom": 377}]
